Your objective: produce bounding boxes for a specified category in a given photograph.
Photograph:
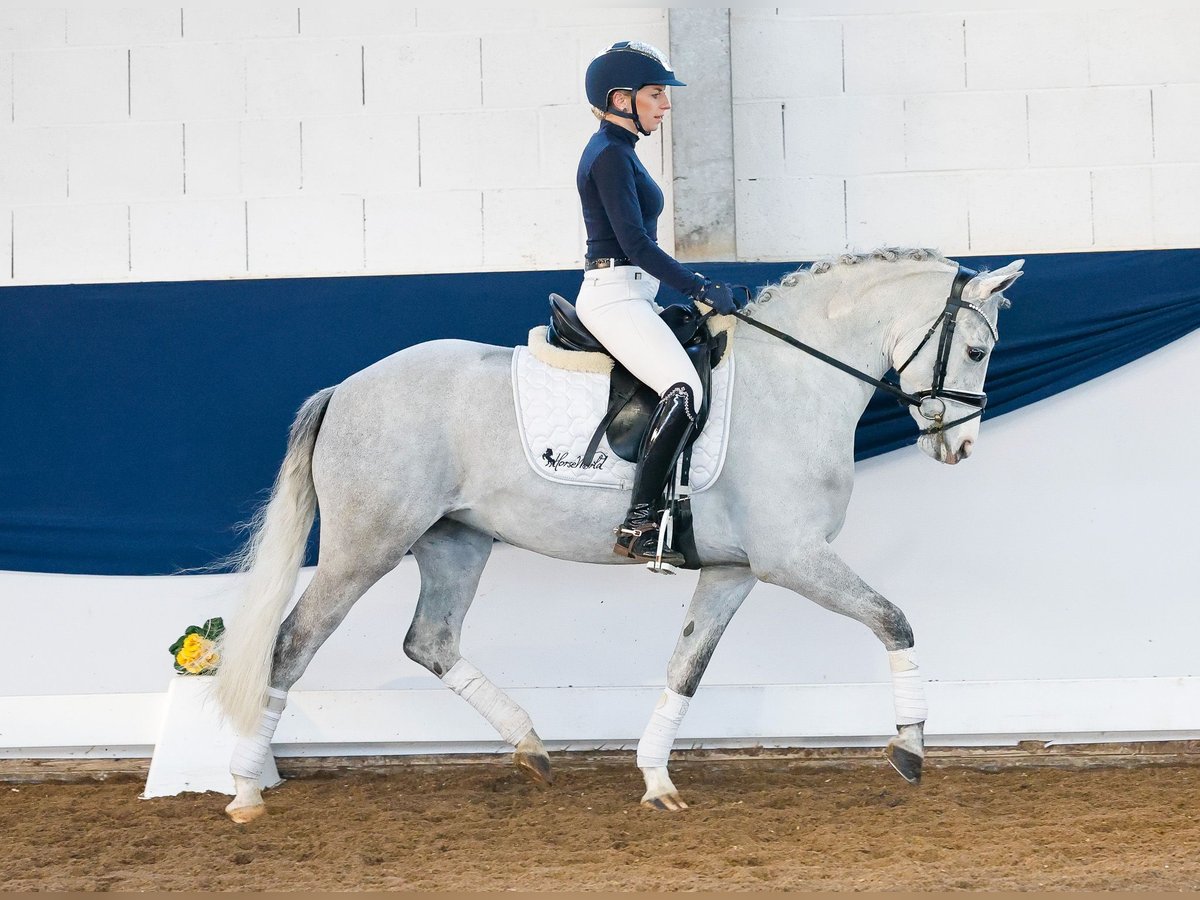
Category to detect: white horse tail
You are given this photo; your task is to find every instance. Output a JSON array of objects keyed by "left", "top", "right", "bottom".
[{"left": 215, "top": 386, "right": 335, "bottom": 736}]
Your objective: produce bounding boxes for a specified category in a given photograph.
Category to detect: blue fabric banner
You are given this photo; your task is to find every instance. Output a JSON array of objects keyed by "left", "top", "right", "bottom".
[{"left": 3, "top": 248, "right": 1198, "bottom": 575}]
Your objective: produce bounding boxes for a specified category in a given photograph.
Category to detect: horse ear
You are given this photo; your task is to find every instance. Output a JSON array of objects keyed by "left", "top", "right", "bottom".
[{"left": 965, "top": 259, "right": 1024, "bottom": 302}]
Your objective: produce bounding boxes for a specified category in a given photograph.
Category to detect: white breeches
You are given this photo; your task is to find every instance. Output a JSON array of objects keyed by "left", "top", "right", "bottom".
[{"left": 575, "top": 266, "right": 704, "bottom": 404}]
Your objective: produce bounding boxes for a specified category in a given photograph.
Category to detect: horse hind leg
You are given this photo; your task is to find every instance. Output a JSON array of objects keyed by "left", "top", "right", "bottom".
[
  {"left": 226, "top": 549, "right": 410, "bottom": 823},
  {"left": 403, "top": 519, "right": 552, "bottom": 786},
  {"left": 639, "top": 565, "right": 758, "bottom": 811}
]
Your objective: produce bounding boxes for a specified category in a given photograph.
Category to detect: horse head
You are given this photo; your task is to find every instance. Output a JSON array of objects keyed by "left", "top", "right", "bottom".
[{"left": 892, "top": 259, "right": 1024, "bottom": 465}]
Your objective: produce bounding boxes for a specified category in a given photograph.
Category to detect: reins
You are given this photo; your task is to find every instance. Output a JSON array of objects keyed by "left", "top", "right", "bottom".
[{"left": 722, "top": 265, "right": 992, "bottom": 436}]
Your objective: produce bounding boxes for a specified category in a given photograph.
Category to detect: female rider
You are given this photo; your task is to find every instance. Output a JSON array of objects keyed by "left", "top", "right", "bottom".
[{"left": 576, "top": 40, "right": 741, "bottom": 566}]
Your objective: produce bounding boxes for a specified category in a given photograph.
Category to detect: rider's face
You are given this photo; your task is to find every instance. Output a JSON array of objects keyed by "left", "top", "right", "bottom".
[{"left": 635, "top": 85, "right": 670, "bottom": 132}]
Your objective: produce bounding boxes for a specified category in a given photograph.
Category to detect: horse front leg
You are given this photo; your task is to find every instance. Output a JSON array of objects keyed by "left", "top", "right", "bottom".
[
  {"left": 754, "top": 541, "right": 928, "bottom": 784},
  {"left": 638, "top": 565, "right": 758, "bottom": 811}
]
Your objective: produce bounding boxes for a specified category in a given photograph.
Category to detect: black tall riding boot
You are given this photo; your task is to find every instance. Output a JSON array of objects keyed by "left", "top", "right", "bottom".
[{"left": 613, "top": 382, "right": 696, "bottom": 565}]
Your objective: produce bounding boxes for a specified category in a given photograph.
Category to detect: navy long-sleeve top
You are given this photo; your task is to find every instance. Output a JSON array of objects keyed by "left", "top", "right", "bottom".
[{"left": 577, "top": 121, "right": 704, "bottom": 297}]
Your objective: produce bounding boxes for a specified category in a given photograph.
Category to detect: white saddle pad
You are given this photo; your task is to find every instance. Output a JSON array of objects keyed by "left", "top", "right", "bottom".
[{"left": 510, "top": 346, "right": 735, "bottom": 492}]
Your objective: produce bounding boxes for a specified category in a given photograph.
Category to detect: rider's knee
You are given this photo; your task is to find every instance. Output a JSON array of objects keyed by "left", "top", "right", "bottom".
[{"left": 665, "top": 376, "right": 703, "bottom": 411}]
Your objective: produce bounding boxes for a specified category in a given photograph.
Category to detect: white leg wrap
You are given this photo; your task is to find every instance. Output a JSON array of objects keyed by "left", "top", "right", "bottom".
[
  {"left": 442, "top": 660, "right": 533, "bottom": 746},
  {"left": 230, "top": 687, "right": 287, "bottom": 780},
  {"left": 636, "top": 688, "right": 690, "bottom": 769},
  {"left": 888, "top": 648, "right": 929, "bottom": 726}
]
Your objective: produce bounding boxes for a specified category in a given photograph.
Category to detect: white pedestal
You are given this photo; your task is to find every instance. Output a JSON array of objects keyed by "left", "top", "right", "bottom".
[{"left": 142, "top": 676, "right": 282, "bottom": 798}]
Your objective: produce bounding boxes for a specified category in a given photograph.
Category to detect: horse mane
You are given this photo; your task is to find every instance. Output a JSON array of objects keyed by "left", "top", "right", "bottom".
[{"left": 752, "top": 247, "right": 1011, "bottom": 310}]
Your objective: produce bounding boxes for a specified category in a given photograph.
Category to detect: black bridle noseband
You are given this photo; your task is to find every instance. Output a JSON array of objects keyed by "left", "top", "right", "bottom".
[{"left": 726, "top": 265, "right": 997, "bottom": 436}]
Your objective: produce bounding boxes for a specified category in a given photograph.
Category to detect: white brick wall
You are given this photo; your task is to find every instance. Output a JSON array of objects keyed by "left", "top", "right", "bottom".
[
  {"left": 131, "top": 43, "right": 246, "bottom": 121},
  {"left": 363, "top": 34, "right": 481, "bottom": 111},
  {"left": 299, "top": 6, "right": 416, "bottom": 38},
  {"left": 968, "top": 169, "right": 1093, "bottom": 252},
  {"left": 0, "top": 8, "right": 66, "bottom": 51},
  {"left": 964, "top": 11, "right": 1090, "bottom": 91},
  {"left": 67, "top": 9, "right": 181, "bottom": 47},
  {"left": 1088, "top": 9, "right": 1200, "bottom": 86},
  {"left": 247, "top": 195, "right": 362, "bottom": 275},
  {"left": 182, "top": 120, "right": 240, "bottom": 196},
  {"left": 14, "top": 48, "right": 127, "bottom": 125},
  {"left": 130, "top": 199, "right": 245, "bottom": 280},
  {"left": 1092, "top": 168, "right": 1153, "bottom": 250},
  {"left": 1152, "top": 84, "right": 1200, "bottom": 164},
  {"left": 1152, "top": 165, "right": 1200, "bottom": 248},
  {"left": 365, "top": 190, "right": 482, "bottom": 273},
  {"left": 419, "top": 109, "right": 540, "bottom": 190},
  {"left": 784, "top": 96, "right": 906, "bottom": 175},
  {"left": 66, "top": 122, "right": 182, "bottom": 202},
  {"left": 1028, "top": 88, "right": 1153, "bottom": 168},
  {"left": 0, "top": 7, "right": 672, "bottom": 285},
  {"left": 732, "top": 4, "right": 1200, "bottom": 259},
  {"left": 0, "top": 51, "right": 10, "bottom": 123},
  {"left": 482, "top": 187, "right": 581, "bottom": 271},
  {"left": 13, "top": 204, "right": 128, "bottom": 282},
  {"left": 847, "top": 172, "right": 969, "bottom": 251},
  {"left": 302, "top": 116, "right": 419, "bottom": 195},
  {"left": 732, "top": 18, "right": 843, "bottom": 100},
  {"left": 844, "top": 15, "right": 966, "bottom": 95},
  {"left": 245, "top": 40, "right": 362, "bottom": 117},
  {"left": 231, "top": 119, "right": 299, "bottom": 196},
  {"left": 3, "top": 5, "right": 1193, "bottom": 285},
  {"left": 904, "top": 92, "right": 1026, "bottom": 171},
  {"left": 0, "top": 208, "right": 9, "bottom": 280},
  {"left": 736, "top": 176, "right": 845, "bottom": 260},
  {"left": 0, "top": 127, "right": 67, "bottom": 203},
  {"left": 182, "top": 7, "right": 297, "bottom": 42},
  {"left": 481, "top": 33, "right": 579, "bottom": 108}
]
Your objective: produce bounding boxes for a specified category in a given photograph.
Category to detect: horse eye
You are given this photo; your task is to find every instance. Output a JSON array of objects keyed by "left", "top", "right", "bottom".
[{"left": 967, "top": 347, "right": 987, "bottom": 362}]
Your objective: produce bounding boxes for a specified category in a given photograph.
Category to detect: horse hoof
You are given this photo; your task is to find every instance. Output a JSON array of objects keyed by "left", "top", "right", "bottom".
[
  {"left": 225, "top": 803, "right": 267, "bottom": 824},
  {"left": 514, "top": 749, "right": 554, "bottom": 786},
  {"left": 885, "top": 744, "right": 924, "bottom": 785},
  {"left": 640, "top": 793, "right": 688, "bottom": 812}
]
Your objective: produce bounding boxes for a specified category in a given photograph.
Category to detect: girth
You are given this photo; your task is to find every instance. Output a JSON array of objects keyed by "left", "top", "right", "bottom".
[{"left": 545, "top": 293, "right": 728, "bottom": 465}]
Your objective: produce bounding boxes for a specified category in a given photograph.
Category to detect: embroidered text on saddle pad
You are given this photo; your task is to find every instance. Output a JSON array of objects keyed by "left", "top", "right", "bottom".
[{"left": 511, "top": 345, "right": 735, "bottom": 491}]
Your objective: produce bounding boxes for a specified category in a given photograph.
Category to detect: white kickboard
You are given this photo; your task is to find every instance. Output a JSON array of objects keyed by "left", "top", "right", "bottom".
[{"left": 142, "top": 676, "right": 281, "bottom": 799}]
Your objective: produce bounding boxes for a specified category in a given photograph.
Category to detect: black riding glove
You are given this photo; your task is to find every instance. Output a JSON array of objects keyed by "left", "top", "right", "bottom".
[{"left": 692, "top": 278, "right": 738, "bottom": 316}]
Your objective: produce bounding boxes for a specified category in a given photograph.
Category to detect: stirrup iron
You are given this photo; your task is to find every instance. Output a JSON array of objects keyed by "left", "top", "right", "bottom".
[{"left": 646, "top": 458, "right": 684, "bottom": 575}]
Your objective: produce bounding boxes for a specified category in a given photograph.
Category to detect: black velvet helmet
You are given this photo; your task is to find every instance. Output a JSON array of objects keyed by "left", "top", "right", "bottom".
[{"left": 585, "top": 41, "right": 685, "bottom": 135}]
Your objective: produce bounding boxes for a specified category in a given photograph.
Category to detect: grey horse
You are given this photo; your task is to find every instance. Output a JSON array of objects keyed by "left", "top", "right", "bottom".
[{"left": 215, "top": 248, "right": 1024, "bottom": 822}]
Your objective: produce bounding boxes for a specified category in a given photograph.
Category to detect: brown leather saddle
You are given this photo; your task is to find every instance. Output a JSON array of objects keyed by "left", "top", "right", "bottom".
[{"left": 545, "top": 293, "right": 728, "bottom": 465}]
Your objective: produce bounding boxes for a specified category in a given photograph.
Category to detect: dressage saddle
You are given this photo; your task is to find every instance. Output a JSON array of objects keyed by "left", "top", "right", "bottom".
[{"left": 545, "top": 293, "right": 728, "bottom": 464}]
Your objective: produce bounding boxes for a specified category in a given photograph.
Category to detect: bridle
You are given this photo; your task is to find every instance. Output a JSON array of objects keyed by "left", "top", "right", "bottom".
[
  {"left": 727, "top": 265, "right": 998, "bottom": 436},
  {"left": 891, "top": 264, "right": 997, "bottom": 433}
]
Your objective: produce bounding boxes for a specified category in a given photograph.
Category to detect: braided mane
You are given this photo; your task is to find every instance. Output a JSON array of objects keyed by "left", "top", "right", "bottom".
[{"left": 751, "top": 247, "right": 1008, "bottom": 310}]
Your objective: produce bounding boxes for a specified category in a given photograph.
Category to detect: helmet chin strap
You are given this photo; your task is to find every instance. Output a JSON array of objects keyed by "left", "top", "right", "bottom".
[{"left": 608, "top": 91, "right": 651, "bottom": 136}]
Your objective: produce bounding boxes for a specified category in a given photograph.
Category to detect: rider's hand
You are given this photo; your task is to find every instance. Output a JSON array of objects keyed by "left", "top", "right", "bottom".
[{"left": 692, "top": 279, "right": 738, "bottom": 316}]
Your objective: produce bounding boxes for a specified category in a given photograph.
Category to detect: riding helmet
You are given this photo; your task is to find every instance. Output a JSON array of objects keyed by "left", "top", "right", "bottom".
[{"left": 585, "top": 41, "right": 685, "bottom": 134}]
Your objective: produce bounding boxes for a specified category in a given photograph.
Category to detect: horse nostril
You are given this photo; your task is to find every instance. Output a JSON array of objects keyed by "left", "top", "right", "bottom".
[{"left": 959, "top": 438, "right": 974, "bottom": 459}]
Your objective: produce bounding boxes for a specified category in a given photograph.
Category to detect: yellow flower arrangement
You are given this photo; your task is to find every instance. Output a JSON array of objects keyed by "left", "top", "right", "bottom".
[{"left": 168, "top": 617, "right": 224, "bottom": 675}]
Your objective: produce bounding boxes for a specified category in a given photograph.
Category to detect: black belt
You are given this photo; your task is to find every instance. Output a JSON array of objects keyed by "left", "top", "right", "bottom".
[{"left": 585, "top": 257, "right": 633, "bottom": 270}]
